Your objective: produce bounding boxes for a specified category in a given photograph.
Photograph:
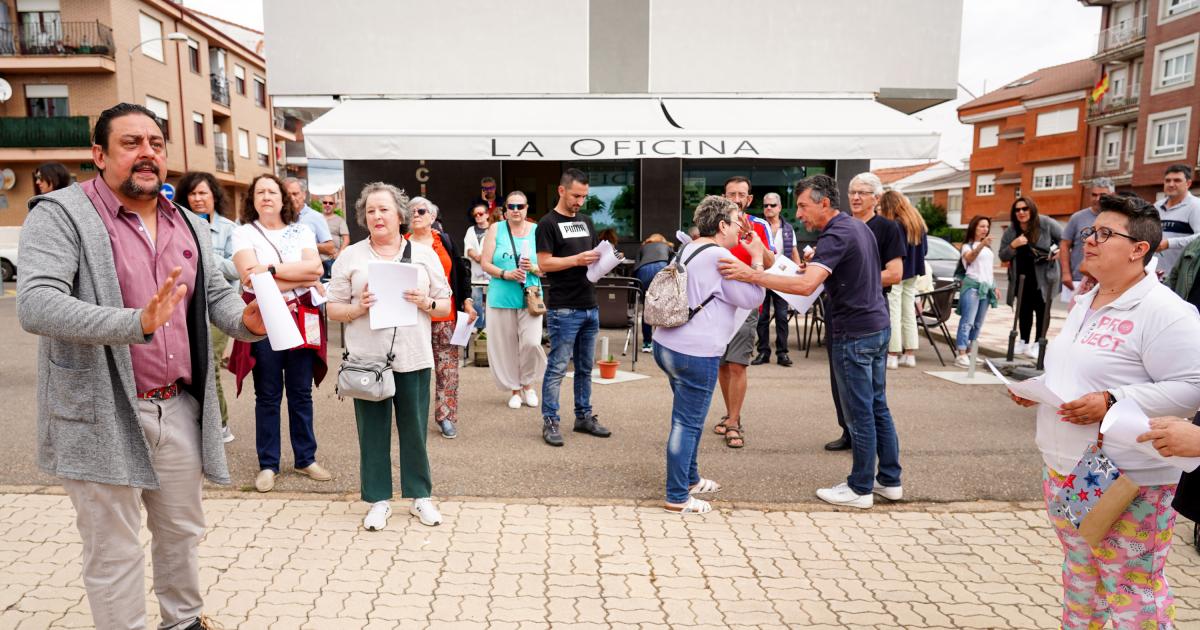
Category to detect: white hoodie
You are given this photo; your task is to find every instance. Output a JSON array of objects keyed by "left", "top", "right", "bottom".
[{"left": 1038, "top": 271, "right": 1200, "bottom": 485}]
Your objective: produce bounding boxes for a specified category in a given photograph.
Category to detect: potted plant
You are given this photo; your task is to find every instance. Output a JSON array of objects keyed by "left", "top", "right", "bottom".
[{"left": 596, "top": 354, "right": 619, "bottom": 379}]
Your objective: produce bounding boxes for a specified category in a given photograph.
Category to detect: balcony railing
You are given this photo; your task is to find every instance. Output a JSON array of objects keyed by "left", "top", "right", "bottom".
[
  {"left": 1096, "top": 15, "right": 1146, "bottom": 55},
  {"left": 210, "top": 74, "right": 230, "bottom": 107},
  {"left": 0, "top": 21, "right": 115, "bottom": 58},
  {"left": 1083, "top": 153, "right": 1135, "bottom": 180},
  {"left": 214, "top": 146, "right": 234, "bottom": 173},
  {"left": 0, "top": 116, "right": 92, "bottom": 147},
  {"left": 1087, "top": 92, "right": 1140, "bottom": 119}
]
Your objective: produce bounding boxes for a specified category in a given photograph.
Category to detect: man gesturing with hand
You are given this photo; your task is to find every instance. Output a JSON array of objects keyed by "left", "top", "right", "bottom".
[{"left": 17, "top": 103, "right": 264, "bottom": 630}]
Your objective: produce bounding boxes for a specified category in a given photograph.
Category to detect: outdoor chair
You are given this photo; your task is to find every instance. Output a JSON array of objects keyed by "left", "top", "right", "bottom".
[
  {"left": 914, "top": 281, "right": 960, "bottom": 367},
  {"left": 801, "top": 297, "right": 826, "bottom": 358},
  {"left": 595, "top": 276, "right": 642, "bottom": 371}
]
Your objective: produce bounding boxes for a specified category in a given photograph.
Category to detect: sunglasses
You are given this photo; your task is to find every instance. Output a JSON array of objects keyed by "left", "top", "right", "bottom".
[
  {"left": 763, "top": 203, "right": 779, "bottom": 208},
  {"left": 506, "top": 203, "right": 527, "bottom": 211},
  {"left": 482, "top": 185, "right": 497, "bottom": 191},
  {"left": 473, "top": 211, "right": 487, "bottom": 217},
  {"left": 414, "top": 207, "right": 429, "bottom": 216},
  {"left": 321, "top": 201, "right": 335, "bottom": 206},
  {"left": 1014, "top": 207, "right": 1031, "bottom": 213}
]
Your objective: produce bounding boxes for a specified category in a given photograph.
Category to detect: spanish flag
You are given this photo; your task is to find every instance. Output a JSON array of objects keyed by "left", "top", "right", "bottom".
[{"left": 1091, "top": 71, "right": 1110, "bottom": 103}]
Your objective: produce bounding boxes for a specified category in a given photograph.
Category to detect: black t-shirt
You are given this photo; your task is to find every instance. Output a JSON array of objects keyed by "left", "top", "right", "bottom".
[
  {"left": 866, "top": 215, "right": 907, "bottom": 295},
  {"left": 536, "top": 209, "right": 599, "bottom": 309}
]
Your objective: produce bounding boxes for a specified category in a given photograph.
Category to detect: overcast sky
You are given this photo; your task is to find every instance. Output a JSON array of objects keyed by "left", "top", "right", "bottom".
[{"left": 184, "top": 0, "right": 1101, "bottom": 169}]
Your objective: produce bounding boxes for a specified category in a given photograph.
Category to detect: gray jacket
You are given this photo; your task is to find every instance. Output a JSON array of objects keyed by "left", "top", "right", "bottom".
[
  {"left": 999, "top": 215, "right": 1063, "bottom": 307},
  {"left": 16, "top": 184, "right": 260, "bottom": 489}
]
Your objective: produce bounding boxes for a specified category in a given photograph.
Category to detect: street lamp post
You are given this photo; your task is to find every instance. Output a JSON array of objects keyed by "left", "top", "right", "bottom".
[{"left": 128, "top": 32, "right": 189, "bottom": 103}]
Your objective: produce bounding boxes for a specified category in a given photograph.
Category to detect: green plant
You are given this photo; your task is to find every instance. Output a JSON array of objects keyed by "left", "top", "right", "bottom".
[
  {"left": 916, "top": 198, "right": 964, "bottom": 243},
  {"left": 605, "top": 354, "right": 615, "bottom": 362}
]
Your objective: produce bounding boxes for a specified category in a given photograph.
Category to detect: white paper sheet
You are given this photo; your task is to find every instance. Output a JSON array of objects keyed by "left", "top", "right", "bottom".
[
  {"left": 308, "top": 284, "right": 328, "bottom": 306},
  {"left": 586, "top": 241, "right": 622, "bottom": 283},
  {"left": 1059, "top": 285, "right": 1074, "bottom": 304},
  {"left": 1101, "top": 398, "right": 1200, "bottom": 473},
  {"left": 449, "top": 312, "right": 474, "bottom": 346},
  {"left": 675, "top": 230, "right": 692, "bottom": 245},
  {"left": 249, "top": 272, "right": 302, "bottom": 351},
  {"left": 764, "top": 257, "right": 824, "bottom": 314},
  {"left": 802, "top": 245, "right": 814, "bottom": 258},
  {"left": 367, "top": 261, "right": 419, "bottom": 329},
  {"left": 1005, "top": 374, "right": 1066, "bottom": 407},
  {"left": 985, "top": 359, "right": 1010, "bottom": 384}
]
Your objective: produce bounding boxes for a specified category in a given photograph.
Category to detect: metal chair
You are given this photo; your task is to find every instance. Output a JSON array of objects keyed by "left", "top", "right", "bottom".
[
  {"left": 596, "top": 276, "right": 642, "bottom": 371},
  {"left": 914, "top": 281, "right": 960, "bottom": 367}
]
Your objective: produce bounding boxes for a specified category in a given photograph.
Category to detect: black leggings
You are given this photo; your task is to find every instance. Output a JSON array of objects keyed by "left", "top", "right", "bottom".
[{"left": 1017, "top": 273, "right": 1045, "bottom": 343}]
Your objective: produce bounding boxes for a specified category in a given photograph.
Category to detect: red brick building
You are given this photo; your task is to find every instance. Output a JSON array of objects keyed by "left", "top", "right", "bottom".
[
  {"left": 1079, "top": 0, "right": 1200, "bottom": 199},
  {"left": 958, "top": 60, "right": 1099, "bottom": 225}
]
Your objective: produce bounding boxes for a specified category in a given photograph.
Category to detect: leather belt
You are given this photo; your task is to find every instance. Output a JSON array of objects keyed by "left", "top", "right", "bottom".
[{"left": 137, "top": 381, "right": 180, "bottom": 401}]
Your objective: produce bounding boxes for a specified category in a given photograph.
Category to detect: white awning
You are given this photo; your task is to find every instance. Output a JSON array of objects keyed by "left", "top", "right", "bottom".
[{"left": 303, "top": 97, "right": 938, "bottom": 161}]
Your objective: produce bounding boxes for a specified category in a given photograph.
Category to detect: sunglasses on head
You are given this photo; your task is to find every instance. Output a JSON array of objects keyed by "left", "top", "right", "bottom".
[{"left": 506, "top": 203, "right": 527, "bottom": 211}]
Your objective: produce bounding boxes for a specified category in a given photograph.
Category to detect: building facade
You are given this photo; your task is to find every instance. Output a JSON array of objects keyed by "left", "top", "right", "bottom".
[
  {"left": 957, "top": 60, "right": 1097, "bottom": 224},
  {"left": 0, "top": 0, "right": 293, "bottom": 228},
  {"left": 264, "top": 0, "right": 964, "bottom": 248},
  {"left": 1079, "top": 0, "right": 1200, "bottom": 200}
]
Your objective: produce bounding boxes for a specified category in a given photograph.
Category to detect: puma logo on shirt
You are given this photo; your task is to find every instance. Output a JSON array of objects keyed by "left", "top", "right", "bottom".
[{"left": 558, "top": 222, "right": 591, "bottom": 238}]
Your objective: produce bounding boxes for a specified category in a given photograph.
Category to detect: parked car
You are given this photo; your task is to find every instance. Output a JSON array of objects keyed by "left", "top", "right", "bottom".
[
  {"left": 0, "top": 246, "right": 17, "bottom": 283},
  {"left": 925, "top": 235, "right": 960, "bottom": 286}
]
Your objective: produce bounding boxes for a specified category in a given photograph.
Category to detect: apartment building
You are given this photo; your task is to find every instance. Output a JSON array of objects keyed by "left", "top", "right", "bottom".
[
  {"left": 0, "top": 0, "right": 295, "bottom": 228},
  {"left": 957, "top": 60, "right": 1097, "bottom": 224},
  {"left": 1079, "top": 0, "right": 1200, "bottom": 199}
]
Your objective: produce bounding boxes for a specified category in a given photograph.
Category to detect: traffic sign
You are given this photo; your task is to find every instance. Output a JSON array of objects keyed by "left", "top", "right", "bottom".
[{"left": 160, "top": 182, "right": 175, "bottom": 201}]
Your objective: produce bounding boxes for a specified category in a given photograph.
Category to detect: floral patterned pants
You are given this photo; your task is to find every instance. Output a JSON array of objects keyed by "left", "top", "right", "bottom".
[
  {"left": 1043, "top": 467, "right": 1177, "bottom": 629},
  {"left": 432, "top": 320, "right": 459, "bottom": 424}
]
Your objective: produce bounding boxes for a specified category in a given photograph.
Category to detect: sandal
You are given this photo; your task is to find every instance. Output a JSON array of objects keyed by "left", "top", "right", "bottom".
[
  {"left": 664, "top": 496, "right": 712, "bottom": 514},
  {"left": 724, "top": 425, "right": 744, "bottom": 449},
  {"left": 689, "top": 478, "right": 721, "bottom": 495},
  {"left": 713, "top": 415, "right": 729, "bottom": 435}
]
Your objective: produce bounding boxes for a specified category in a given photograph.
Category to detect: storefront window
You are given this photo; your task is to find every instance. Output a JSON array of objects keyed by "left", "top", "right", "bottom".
[
  {"left": 680, "top": 160, "right": 829, "bottom": 243},
  {"left": 568, "top": 160, "right": 637, "bottom": 241}
]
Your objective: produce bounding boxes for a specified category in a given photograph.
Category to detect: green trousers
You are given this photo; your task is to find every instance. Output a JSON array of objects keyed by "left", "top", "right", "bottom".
[
  {"left": 210, "top": 323, "right": 230, "bottom": 427},
  {"left": 353, "top": 368, "right": 433, "bottom": 502}
]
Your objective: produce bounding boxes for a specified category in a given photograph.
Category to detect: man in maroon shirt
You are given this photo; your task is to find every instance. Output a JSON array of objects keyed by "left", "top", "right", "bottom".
[{"left": 18, "top": 103, "right": 266, "bottom": 630}]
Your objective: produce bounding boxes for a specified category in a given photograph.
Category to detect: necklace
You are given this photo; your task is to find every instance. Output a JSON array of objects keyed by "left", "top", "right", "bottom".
[{"left": 369, "top": 237, "right": 404, "bottom": 260}]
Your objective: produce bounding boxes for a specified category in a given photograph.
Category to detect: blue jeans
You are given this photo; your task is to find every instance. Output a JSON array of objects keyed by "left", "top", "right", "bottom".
[
  {"left": 635, "top": 262, "right": 668, "bottom": 343},
  {"left": 653, "top": 343, "right": 719, "bottom": 504},
  {"left": 829, "top": 329, "right": 902, "bottom": 495},
  {"left": 955, "top": 286, "right": 989, "bottom": 351},
  {"left": 472, "top": 286, "right": 487, "bottom": 330},
  {"left": 251, "top": 341, "right": 318, "bottom": 472},
  {"left": 541, "top": 307, "right": 599, "bottom": 423}
]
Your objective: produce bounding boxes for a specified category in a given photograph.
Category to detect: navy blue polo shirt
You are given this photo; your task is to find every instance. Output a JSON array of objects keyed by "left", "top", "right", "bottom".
[{"left": 810, "top": 212, "right": 890, "bottom": 338}]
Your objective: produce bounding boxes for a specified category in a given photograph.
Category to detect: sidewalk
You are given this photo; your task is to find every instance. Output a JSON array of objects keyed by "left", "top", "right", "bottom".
[
  {"left": 2, "top": 491, "right": 1198, "bottom": 629},
  {"left": 937, "top": 300, "right": 1067, "bottom": 360}
]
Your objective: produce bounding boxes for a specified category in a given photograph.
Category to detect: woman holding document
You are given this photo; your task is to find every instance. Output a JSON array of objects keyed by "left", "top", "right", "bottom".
[
  {"left": 480, "top": 191, "right": 547, "bottom": 409},
  {"left": 328, "top": 183, "right": 451, "bottom": 530},
  {"left": 1007, "top": 194, "right": 1200, "bottom": 629},
  {"left": 229, "top": 174, "right": 330, "bottom": 493},
  {"left": 408, "top": 197, "right": 477, "bottom": 439}
]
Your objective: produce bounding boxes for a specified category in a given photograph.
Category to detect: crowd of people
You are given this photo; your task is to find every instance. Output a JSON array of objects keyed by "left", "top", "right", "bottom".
[{"left": 14, "top": 102, "right": 1200, "bottom": 629}]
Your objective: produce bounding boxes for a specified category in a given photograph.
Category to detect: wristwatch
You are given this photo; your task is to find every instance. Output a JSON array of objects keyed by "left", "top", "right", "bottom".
[
  {"left": 429, "top": 300, "right": 437, "bottom": 312},
  {"left": 1103, "top": 390, "right": 1117, "bottom": 410},
  {"left": 267, "top": 264, "right": 277, "bottom": 276}
]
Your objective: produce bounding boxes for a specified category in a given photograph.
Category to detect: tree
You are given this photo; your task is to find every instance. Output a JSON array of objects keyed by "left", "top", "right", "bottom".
[{"left": 916, "top": 198, "right": 963, "bottom": 243}]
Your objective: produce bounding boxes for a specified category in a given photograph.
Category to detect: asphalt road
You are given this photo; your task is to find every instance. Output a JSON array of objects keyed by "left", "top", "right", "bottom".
[{"left": 0, "top": 291, "right": 1045, "bottom": 506}]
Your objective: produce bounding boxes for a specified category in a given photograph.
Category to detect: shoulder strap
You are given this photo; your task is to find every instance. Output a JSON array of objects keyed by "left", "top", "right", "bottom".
[
  {"left": 681, "top": 243, "right": 717, "bottom": 267},
  {"left": 675, "top": 242, "right": 719, "bottom": 321},
  {"left": 503, "top": 222, "right": 529, "bottom": 286},
  {"left": 343, "top": 240, "right": 408, "bottom": 362},
  {"left": 250, "top": 221, "right": 285, "bottom": 264}
]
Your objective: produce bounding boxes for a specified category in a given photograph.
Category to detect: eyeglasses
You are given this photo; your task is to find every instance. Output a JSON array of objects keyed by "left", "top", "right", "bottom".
[
  {"left": 414, "top": 207, "right": 429, "bottom": 216},
  {"left": 1080, "top": 226, "right": 1140, "bottom": 244},
  {"left": 848, "top": 190, "right": 875, "bottom": 198},
  {"left": 1014, "top": 206, "right": 1031, "bottom": 213},
  {"left": 321, "top": 201, "right": 335, "bottom": 206},
  {"left": 473, "top": 212, "right": 487, "bottom": 217},
  {"left": 506, "top": 203, "right": 527, "bottom": 211}
]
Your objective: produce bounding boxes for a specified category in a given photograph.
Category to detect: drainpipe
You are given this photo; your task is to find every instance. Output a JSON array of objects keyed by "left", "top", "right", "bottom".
[{"left": 173, "top": 18, "right": 189, "bottom": 173}]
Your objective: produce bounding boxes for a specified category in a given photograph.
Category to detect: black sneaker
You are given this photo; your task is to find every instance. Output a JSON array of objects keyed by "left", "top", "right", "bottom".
[
  {"left": 543, "top": 418, "right": 564, "bottom": 446},
  {"left": 776, "top": 353, "right": 793, "bottom": 367},
  {"left": 574, "top": 414, "right": 612, "bottom": 437},
  {"left": 751, "top": 352, "right": 770, "bottom": 365}
]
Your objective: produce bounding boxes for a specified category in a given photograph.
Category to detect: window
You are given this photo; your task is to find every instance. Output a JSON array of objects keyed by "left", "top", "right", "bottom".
[
  {"left": 1110, "top": 66, "right": 1127, "bottom": 97},
  {"left": 979, "top": 125, "right": 999, "bottom": 148},
  {"left": 138, "top": 13, "right": 164, "bottom": 62},
  {"left": 234, "top": 65, "right": 246, "bottom": 95},
  {"left": 145, "top": 96, "right": 170, "bottom": 141},
  {"left": 947, "top": 191, "right": 964, "bottom": 227},
  {"left": 193, "top": 112, "right": 205, "bottom": 146},
  {"left": 1163, "top": 0, "right": 1199, "bottom": 20},
  {"left": 678, "top": 160, "right": 829, "bottom": 241},
  {"left": 256, "top": 135, "right": 269, "bottom": 166},
  {"left": 253, "top": 77, "right": 266, "bottom": 107},
  {"left": 187, "top": 39, "right": 200, "bottom": 74},
  {"left": 552, "top": 161, "right": 640, "bottom": 241},
  {"left": 1101, "top": 129, "right": 1123, "bottom": 166},
  {"left": 1035, "top": 108, "right": 1078, "bottom": 136},
  {"left": 1033, "top": 164, "right": 1074, "bottom": 191},
  {"left": 1149, "top": 112, "right": 1188, "bottom": 158},
  {"left": 24, "top": 84, "right": 68, "bottom": 117},
  {"left": 237, "top": 129, "right": 250, "bottom": 158},
  {"left": 17, "top": 2, "right": 62, "bottom": 53},
  {"left": 1131, "top": 60, "right": 1143, "bottom": 93},
  {"left": 976, "top": 174, "right": 995, "bottom": 196},
  {"left": 1159, "top": 43, "right": 1195, "bottom": 87}
]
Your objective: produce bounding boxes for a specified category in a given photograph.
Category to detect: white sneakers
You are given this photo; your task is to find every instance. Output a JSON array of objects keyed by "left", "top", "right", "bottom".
[
  {"left": 221, "top": 426, "right": 235, "bottom": 443},
  {"left": 255, "top": 469, "right": 275, "bottom": 493},
  {"left": 901, "top": 354, "right": 916, "bottom": 368},
  {"left": 954, "top": 354, "right": 972, "bottom": 368},
  {"left": 410, "top": 498, "right": 442, "bottom": 526},
  {"left": 1024, "top": 342, "right": 1040, "bottom": 359},
  {"left": 816, "top": 483, "right": 873, "bottom": 508},
  {"left": 522, "top": 388, "right": 538, "bottom": 408},
  {"left": 873, "top": 483, "right": 903, "bottom": 501},
  {"left": 507, "top": 394, "right": 522, "bottom": 409},
  {"left": 886, "top": 355, "right": 899, "bottom": 370},
  {"left": 363, "top": 501, "right": 391, "bottom": 531}
]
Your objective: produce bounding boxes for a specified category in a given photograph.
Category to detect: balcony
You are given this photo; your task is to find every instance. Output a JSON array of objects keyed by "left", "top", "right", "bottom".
[
  {"left": 214, "top": 146, "right": 234, "bottom": 174},
  {"left": 210, "top": 74, "right": 230, "bottom": 108},
  {"left": 0, "top": 116, "right": 91, "bottom": 148},
  {"left": 0, "top": 22, "right": 116, "bottom": 73},
  {"left": 1083, "top": 153, "right": 1135, "bottom": 184},
  {"left": 1093, "top": 15, "right": 1146, "bottom": 62},
  {"left": 1086, "top": 92, "right": 1139, "bottom": 125}
]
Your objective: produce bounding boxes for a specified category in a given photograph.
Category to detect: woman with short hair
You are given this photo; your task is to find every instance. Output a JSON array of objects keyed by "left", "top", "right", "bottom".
[
  {"left": 32, "top": 162, "right": 71, "bottom": 194},
  {"left": 328, "top": 182, "right": 451, "bottom": 530},
  {"left": 878, "top": 191, "right": 927, "bottom": 367},
  {"left": 999, "top": 196, "right": 1063, "bottom": 358}
]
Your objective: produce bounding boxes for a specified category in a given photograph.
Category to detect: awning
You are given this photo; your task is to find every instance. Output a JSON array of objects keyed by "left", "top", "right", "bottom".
[{"left": 303, "top": 97, "right": 939, "bottom": 162}]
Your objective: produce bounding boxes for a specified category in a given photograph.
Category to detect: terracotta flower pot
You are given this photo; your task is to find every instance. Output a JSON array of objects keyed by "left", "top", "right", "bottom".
[{"left": 597, "top": 359, "right": 619, "bottom": 379}]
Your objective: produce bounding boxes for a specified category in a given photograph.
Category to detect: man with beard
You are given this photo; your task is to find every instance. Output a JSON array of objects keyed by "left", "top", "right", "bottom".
[{"left": 17, "top": 103, "right": 266, "bottom": 629}]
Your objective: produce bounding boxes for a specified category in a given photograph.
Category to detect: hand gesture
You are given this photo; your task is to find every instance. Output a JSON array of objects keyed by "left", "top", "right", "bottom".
[
  {"left": 141, "top": 267, "right": 186, "bottom": 334},
  {"left": 742, "top": 229, "right": 767, "bottom": 258},
  {"left": 717, "top": 257, "right": 756, "bottom": 282},
  {"left": 1137, "top": 418, "right": 1200, "bottom": 458},
  {"left": 1057, "top": 392, "right": 1108, "bottom": 425},
  {"left": 241, "top": 300, "right": 266, "bottom": 335},
  {"left": 1007, "top": 391, "right": 1037, "bottom": 407},
  {"left": 981, "top": 235, "right": 993, "bottom": 248},
  {"left": 576, "top": 250, "right": 601, "bottom": 266},
  {"left": 1011, "top": 235, "right": 1028, "bottom": 249}
]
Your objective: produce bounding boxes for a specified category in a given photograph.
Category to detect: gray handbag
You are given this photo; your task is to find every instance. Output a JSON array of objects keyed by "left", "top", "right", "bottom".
[{"left": 335, "top": 241, "right": 409, "bottom": 402}]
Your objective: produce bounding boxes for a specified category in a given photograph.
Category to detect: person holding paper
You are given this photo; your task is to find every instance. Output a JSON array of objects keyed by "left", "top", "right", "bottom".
[
  {"left": 1139, "top": 415, "right": 1200, "bottom": 552},
  {"left": 17, "top": 103, "right": 267, "bottom": 630},
  {"left": 481, "top": 191, "right": 547, "bottom": 409},
  {"left": 228, "top": 174, "right": 330, "bottom": 494},
  {"left": 327, "top": 182, "right": 451, "bottom": 531},
  {"left": 1007, "top": 194, "right": 1200, "bottom": 629},
  {"left": 654, "top": 196, "right": 765, "bottom": 514},
  {"left": 999, "top": 197, "right": 1063, "bottom": 359},
  {"left": 753, "top": 192, "right": 800, "bottom": 367},
  {"left": 536, "top": 168, "right": 610, "bottom": 446},
  {"left": 954, "top": 216, "right": 997, "bottom": 368},
  {"left": 409, "top": 197, "right": 477, "bottom": 439}
]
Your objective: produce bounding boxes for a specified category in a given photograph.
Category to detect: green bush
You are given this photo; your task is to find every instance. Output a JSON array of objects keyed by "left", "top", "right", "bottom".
[{"left": 917, "top": 198, "right": 964, "bottom": 244}]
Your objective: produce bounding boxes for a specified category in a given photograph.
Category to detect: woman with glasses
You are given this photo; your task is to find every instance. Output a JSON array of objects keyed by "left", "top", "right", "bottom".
[
  {"left": 32, "top": 162, "right": 71, "bottom": 194},
  {"left": 463, "top": 203, "right": 493, "bottom": 332},
  {"left": 408, "top": 197, "right": 477, "bottom": 439},
  {"left": 999, "top": 197, "right": 1063, "bottom": 358},
  {"left": 1007, "top": 195, "right": 1200, "bottom": 629},
  {"left": 480, "top": 191, "right": 546, "bottom": 409}
]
